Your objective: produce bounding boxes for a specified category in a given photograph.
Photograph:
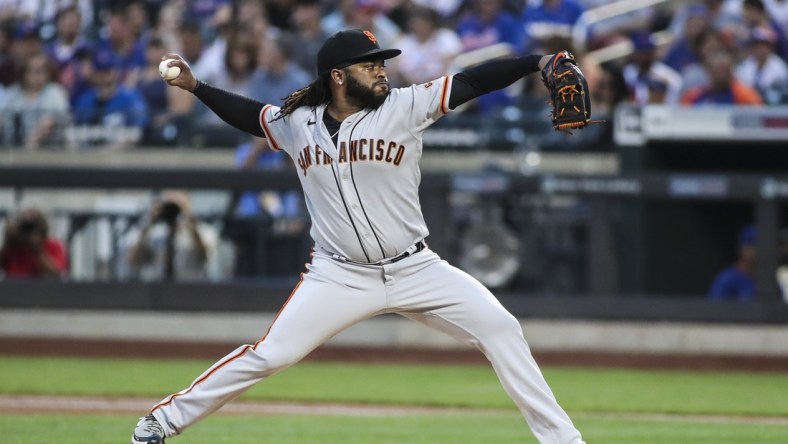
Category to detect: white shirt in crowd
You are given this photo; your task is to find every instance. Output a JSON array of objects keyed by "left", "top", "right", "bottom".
[
  {"left": 736, "top": 53, "right": 788, "bottom": 91},
  {"left": 622, "top": 61, "right": 684, "bottom": 105},
  {"left": 393, "top": 28, "right": 463, "bottom": 86}
]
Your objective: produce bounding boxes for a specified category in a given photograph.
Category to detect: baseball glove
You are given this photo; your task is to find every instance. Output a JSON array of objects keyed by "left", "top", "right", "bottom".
[{"left": 540, "top": 51, "right": 598, "bottom": 133}]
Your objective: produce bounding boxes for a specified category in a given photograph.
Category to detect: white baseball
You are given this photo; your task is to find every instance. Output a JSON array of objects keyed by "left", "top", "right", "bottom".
[{"left": 158, "top": 59, "right": 181, "bottom": 81}]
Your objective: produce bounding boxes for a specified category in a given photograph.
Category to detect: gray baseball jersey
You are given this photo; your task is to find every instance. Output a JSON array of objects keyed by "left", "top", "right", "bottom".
[{"left": 259, "top": 76, "right": 452, "bottom": 263}]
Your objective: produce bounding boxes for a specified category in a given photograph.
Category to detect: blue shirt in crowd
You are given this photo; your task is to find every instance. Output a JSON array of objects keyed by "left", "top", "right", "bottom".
[
  {"left": 234, "top": 142, "right": 300, "bottom": 218},
  {"left": 708, "top": 266, "right": 755, "bottom": 301},
  {"left": 522, "top": 0, "right": 585, "bottom": 52},
  {"left": 456, "top": 11, "right": 524, "bottom": 54},
  {"left": 73, "top": 86, "right": 148, "bottom": 127}
]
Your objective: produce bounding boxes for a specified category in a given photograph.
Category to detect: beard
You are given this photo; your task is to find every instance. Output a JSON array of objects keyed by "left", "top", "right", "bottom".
[{"left": 345, "top": 73, "right": 389, "bottom": 109}]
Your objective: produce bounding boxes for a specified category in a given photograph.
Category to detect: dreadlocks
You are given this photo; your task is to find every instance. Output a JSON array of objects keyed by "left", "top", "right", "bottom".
[{"left": 270, "top": 72, "right": 333, "bottom": 122}]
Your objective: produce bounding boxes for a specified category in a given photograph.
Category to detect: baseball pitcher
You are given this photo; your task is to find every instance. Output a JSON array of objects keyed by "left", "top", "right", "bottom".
[{"left": 132, "top": 29, "right": 588, "bottom": 444}]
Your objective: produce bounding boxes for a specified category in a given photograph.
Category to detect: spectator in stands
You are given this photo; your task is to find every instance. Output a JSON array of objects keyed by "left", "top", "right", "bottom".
[
  {"left": 154, "top": 2, "right": 184, "bottom": 54},
  {"left": 290, "top": 0, "right": 331, "bottom": 77},
  {"left": 248, "top": 34, "right": 311, "bottom": 105},
  {"left": 182, "top": 0, "right": 232, "bottom": 40},
  {"left": 522, "top": 0, "right": 586, "bottom": 54},
  {"left": 709, "top": 225, "right": 757, "bottom": 301},
  {"left": 390, "top": 6, "right": 462, "bottom": 86},
  {"left": 197, "top": 34, "right": 257, "bottom": 129},
  {"left": 682, "top": 50, "right": 764, "bottom": 105},
  {"left": 236, "top": 0, "right": 277, "bottom": 43},
  {"left": 741, "top": 0, "right": 787, "bottom": 60},
  {"left": 95, "top": 6, "right": 147, "bottom": 83},
  {"left": 71, "top": 49, "right": 148, "bottom": 148},
  {"left": 622, "top": 30, "right": 683, "bottom": 105},
  {"left": 669, "top": 0, "right": 744, "bottom": 42},
  {"left": 0, "top": 53, "right": 70, "bottom": 148},
  {"left": 265, "top": 0, "right": 296, "bottom": 31},
  {"left": 0, "top": 207, "right": 68, "bottom": 279},
  {"left": 44, "top": 6, "right": 91, "bottom": 75},
  {"left": 645, "top": 78, "right": 670, "bottom": 104},
  {"left": 764, "top": 0, "right": 788, "bottom": 39},
  {"left": 0, "top": 20, "right": 15, "bottom": 87},
  {"left": 199, "top": 34, "right": 257, "bottom": 97},
  {"left": 662, "top": 5, "right": 712, "bottom": 73},
  {"left": 321, "top": 0, "right": 361, "bottom": 34},
  {"left": 0, "top": 2, "right": 29, "bottom": 21},
  {"left": 61, "top": 47, "right": 94, "bottom": 106},
  {"left": 455, "top": 0, "right": 524, "bottom": 54},
  {"left": 323, "top": 0, "right": 401, "bottom": 49},
  {"left": 735, "top": 26, "right": 788, "bottom": 103},
  {"left": 3, "top": 0, "right": 94, "bottom": 37},
  {"left": 454, "top": 0, "right": 524, "bottom": 113},
  {"left": 45, "top": 6, "right": 94, "bottom": 103},
  {"left": 177, "top": 21, "right": 206, "bottom": 66},
  {"left": 679, "top": 27, "right": 728, "bottom": 93},
  {"left": 120, "top": 190, "right": 219, "bottom": 282},
  {"left": 135, "top": 37, "right": 194, "bottom": 146},
  {"left": 10, "top": 20, "right": 44, "bottom": 66},
  {"left": 191, "top": 9, "right": 232, "bottom": 82},
  {"left": 124, "top": 0, "right": 153, "bottom": 43}
]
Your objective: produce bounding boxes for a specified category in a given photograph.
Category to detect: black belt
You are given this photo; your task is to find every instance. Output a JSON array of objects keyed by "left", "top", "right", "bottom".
[
  {"left": 328, "top": 240, "right": 427, "bottom": 266},
  {"left": 386, "top": 240, "right": 426, "bottom": 264}
]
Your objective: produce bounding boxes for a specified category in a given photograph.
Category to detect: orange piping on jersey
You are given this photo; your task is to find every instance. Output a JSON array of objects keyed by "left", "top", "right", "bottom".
[
  {"left": 151, "top": 266, "right": 309, "bottom": 414},
  {"left": 254, "top": 272, "right": 305, "bottom": 346},
  {"left": 439, "top": 76, "right": 450, "bottom": 114},
  {"left": 259, "top": 105, "right": 283, "bottom": 151},
  {"left": 151, "top": 344, "right": 253, "bottom": 412}
]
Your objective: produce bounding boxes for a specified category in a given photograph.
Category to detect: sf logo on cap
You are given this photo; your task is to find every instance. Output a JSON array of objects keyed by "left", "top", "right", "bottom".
[{"left": 363, "top": 30, "right": 377, "bottom": 44}]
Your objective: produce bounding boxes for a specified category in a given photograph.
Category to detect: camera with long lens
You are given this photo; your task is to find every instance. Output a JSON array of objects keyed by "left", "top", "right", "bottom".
[
  {"left": 160, "top": 201, "right": 181, "bottom": 224},
  {"left": 18, "top": 219, "right": 38, "bottom": 234},
  {"left": 11, "top": 217, "right": 43, "bottom": 245}
]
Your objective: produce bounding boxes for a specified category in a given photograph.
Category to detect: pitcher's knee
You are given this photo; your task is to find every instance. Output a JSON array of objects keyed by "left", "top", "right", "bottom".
[
  {"left": 480, "top": 311, "right": 522, "bottom": 337},
  {"left": 461, "top": 312, "right": 523, "bottom": 351},
  {"left": 250, "top": 344, "right": 304, "bottom": 373}
]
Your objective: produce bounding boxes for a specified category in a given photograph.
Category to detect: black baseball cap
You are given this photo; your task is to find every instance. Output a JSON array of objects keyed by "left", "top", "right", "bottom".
[{"left": 317, "top": 29, "right": 401, "bottom": 76}]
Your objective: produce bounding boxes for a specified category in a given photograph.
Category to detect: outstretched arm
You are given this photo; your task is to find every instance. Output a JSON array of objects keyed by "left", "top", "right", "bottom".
[
  {"left": 448, "top": 54, "right": 552, "bottom": 109},
  {"left": 161, "top": 53, "right": 267, "bottom": 138}
]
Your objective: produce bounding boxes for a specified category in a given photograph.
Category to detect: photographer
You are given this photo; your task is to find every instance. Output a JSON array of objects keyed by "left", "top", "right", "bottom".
[
  {"left": 122, "top": 190, "right": 218, "bottom": 282},
  {"left": 0, "top": 208, "right": 68, "bottom": 278}
]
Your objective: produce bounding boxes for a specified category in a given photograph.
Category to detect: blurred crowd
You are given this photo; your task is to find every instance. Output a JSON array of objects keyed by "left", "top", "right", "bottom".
[{"left": 0, "top": 0, "right": 786, "bottom": 151}]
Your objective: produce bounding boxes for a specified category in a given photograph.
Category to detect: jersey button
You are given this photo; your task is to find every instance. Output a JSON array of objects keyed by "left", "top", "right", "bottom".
[
  {"left": 351, "top": 204, "right": 358, "bottom": 209},
  {"left": 342, "top": 174, "right": 349, "bottom": 180}
]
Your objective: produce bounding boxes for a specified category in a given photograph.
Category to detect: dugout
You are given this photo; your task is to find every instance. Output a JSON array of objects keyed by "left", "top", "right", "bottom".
[{"left": 613, "top": 105, "right": 788, "bottom": 300}]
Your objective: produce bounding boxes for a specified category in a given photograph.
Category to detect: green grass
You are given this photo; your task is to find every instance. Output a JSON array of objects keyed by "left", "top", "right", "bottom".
[
  {"left": 1, "top": 414, "right": 787, "bottom": 444},
  {"left": 2, "top": 355, "right": 788, "bottom": 443},
  {"left": 2, "top": 356, "right": 788, "bottom": 417}
]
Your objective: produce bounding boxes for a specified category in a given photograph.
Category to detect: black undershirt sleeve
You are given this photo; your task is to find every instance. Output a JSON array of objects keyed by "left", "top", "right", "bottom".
[
  {"left": 191, "top": 80, "right": 268, "bottom": 138},
  {"left": 448, "top": 54, "right": 543, "bottom": 110},
  {"left": 189, "top": 56, "right": 542, "bottom": 135}
]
